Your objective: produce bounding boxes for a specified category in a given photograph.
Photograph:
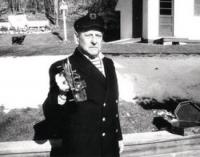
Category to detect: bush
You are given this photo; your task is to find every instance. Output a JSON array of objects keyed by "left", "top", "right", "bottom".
[
  {"left": 0, "top": 106, "right": 44, "bottom": 142},
  {"left": 0, "top": 26, "right": 8, "bottom": 31}
]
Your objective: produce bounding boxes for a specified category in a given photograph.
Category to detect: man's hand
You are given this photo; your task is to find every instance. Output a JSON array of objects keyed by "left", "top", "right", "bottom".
[
  {"left": 118, "top": 140, "right": 124, "bottom": 154},
  {"left": 55, "top": 73, "right": 70, "bottom": 92},
  {"left": 56, "top": 73, "right": 70, "bottom": 105}
]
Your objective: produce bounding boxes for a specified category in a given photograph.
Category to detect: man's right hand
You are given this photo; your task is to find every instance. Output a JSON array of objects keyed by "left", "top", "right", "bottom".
[{"left": 55, "top": 73, "right": 70, "bottom": 92}]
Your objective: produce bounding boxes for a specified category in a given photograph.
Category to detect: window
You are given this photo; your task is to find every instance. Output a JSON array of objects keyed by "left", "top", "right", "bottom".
[
  {"left": 194, "top": 0, "right": 200, "bottom": 16},
  {"left": 160, "top": 0, "right": 172, "bottom": 15}
]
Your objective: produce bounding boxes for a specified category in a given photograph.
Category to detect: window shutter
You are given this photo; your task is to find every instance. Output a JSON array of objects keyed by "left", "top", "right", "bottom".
[{"left": 194, "top": 0, "right": 200, "bottom": 16}]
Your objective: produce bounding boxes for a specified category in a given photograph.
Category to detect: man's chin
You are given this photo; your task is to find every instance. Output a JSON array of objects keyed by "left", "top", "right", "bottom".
[{"left": 88, "top": 50, "right": 99, "bottom": 58}]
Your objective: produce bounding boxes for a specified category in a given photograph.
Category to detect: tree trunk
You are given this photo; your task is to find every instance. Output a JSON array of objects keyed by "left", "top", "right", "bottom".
[
  {"left": 54, "top": 0, "right": 59, "bottom": 26},
  {"left": 8, "top": 0, "right": 14, "bottom": 13}
]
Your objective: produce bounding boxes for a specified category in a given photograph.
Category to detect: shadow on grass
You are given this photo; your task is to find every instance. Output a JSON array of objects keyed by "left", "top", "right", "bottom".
[
  {"left": 52, "top": 32, "right": 63, "bottom": 41},
  {"left": 135, "top": 96, "right": 189, "bottom": 112},
  {"left": 133, "top": 96, "right": 200, "bottom": 135}
]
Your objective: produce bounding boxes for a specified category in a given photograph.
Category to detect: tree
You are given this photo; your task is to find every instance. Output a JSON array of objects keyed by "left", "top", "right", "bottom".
[
  {"left": 4, "top": 0, "right": 118, "bottom": 19},
  {"left": 7, "top": 0, "right": 24, "bottom": 13},
  {"left": 6, "top": 0, "right": 44, "bottom": 13},
  {"left": 88, "top": 0, "right": 118, "bottom": 12}
]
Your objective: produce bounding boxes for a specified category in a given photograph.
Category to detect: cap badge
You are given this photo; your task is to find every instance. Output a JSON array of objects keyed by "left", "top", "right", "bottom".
[{"left": 89, "top": 13, "right": 97, "bottom": 20}]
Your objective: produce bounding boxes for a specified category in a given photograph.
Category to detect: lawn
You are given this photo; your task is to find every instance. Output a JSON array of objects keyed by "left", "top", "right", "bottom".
[{"left": 1, "top": 36, "right": 200, "bottom": 57}]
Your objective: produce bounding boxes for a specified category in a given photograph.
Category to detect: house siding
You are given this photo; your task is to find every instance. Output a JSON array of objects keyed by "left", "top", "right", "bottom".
[
  {"left": 116, "top": 0, "right": 200, "bottom": 40},
  {"left": 174, "top": 0, "right": 200, "bottom": 40}
]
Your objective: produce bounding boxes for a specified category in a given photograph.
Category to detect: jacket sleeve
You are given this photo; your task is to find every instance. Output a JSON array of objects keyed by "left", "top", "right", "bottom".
[{"left": 43, "top": 61, "right": 64, "bottom": 120}]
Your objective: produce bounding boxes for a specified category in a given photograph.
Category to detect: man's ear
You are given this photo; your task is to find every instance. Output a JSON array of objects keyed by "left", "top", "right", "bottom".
[{"left": 74, "top": 32, "right": 79, "bottom": 44}]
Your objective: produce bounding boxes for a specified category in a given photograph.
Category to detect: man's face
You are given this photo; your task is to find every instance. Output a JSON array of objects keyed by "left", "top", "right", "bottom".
[{"left": 77, "top": 30, "right": 103, "bottom": 58}]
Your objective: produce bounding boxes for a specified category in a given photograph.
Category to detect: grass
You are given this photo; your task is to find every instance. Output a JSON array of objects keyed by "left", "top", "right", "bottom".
[
  {"left": 119, "top": 100, "right": 156, "bottom": 134},
  {"left": 0, "top": 101, "right": 156, "bottom": 142},
  {"left": 1, "top": 19, "right": 200, "bottom": 57},
  {"left": 2, "top": 97, "right": 198, "bottom": 142},
  {"left": 1, "top": 37, "right": 200, "bottom": 57},
  {"left": 0, "top": 106, "right": 44, "bottom": 142}
]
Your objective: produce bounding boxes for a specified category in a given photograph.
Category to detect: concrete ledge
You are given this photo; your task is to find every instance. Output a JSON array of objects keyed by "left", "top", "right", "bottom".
[
  {"left": 123, "top": 130, "right": 182, "bottom": 145},
  {"left": 0, "top": 140, "right": 50, "bottom": 156},
  {"left": 123, "top": 132, "right": 200, "bottom": 157},
  {"left": 1, "top": 131, "right": 200, "bottom": 157},
  {"left": 153, "top": 38, "right": 200, "bottom": 45}
]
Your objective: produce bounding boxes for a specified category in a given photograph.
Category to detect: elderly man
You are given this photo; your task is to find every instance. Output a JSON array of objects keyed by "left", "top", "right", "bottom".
[{"left": 43, "top": 12, "right": 124, "bottom": 157}]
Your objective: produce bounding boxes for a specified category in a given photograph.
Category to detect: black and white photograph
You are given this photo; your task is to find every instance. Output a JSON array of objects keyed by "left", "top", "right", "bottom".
[{"left": 1, "top": 0, "right": 200, "bottom": 157}]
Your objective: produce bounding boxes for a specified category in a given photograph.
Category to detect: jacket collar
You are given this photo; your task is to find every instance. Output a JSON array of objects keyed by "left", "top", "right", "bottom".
[{"left": 70, "top": 48, "right": 106, "bottom": 85}]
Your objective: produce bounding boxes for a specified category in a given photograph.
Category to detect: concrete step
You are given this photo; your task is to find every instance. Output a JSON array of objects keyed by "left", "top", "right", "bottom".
[{"left": 1, "top": 131, "right": 200, "bottom": 157}]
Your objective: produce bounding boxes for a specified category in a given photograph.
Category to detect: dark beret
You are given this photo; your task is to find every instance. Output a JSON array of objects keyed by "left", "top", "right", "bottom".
[{"left": 74, "top": 13, "right": 105, "bottom": 33}]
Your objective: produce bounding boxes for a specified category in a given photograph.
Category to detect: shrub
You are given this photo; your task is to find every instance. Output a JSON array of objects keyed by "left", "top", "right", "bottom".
[
  {"left": 0, "top": 106, "right": 44, "bottom": 142},
  {"left": 0, "top": 26, "right": 8, "bottom": 31}
]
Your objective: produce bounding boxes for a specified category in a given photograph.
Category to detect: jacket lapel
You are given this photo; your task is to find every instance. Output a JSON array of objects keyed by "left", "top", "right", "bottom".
[
  {"left": 103, "top": 58, "right": 119, "bottom": 102},
  {"left": 69, "top": 48, "right": 106, "bottom": 86}
]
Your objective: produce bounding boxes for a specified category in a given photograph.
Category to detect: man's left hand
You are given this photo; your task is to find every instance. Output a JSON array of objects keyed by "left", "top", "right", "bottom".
[{"left": 118, "top": 140, "right": 124, "bottom": 153}]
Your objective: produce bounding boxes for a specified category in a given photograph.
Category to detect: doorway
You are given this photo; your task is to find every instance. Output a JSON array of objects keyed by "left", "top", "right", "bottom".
[{"left": 132, "top": 0, "right": 143, "bottom": 38}]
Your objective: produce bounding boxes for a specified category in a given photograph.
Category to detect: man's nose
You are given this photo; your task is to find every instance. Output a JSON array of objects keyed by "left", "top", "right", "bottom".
[{"left": 91, "top": 37, "right": 97, "bottom": 45}]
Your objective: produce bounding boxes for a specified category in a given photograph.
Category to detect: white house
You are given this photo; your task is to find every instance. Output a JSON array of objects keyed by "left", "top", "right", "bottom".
[{"left": 116, "top": 0, "right": 200, "bottom": 41}]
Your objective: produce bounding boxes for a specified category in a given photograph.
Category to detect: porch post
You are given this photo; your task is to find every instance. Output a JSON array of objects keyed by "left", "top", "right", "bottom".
[
  {"left": 143, "top": 0, "right": 159, "bottom": 41},
  {"left": 116, "top": 0, "right": 133, "bottom": 39}
]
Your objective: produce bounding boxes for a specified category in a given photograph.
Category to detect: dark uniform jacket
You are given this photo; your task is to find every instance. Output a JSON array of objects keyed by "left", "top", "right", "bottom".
[{"left": 43, "top": 48, "right": 122, "bottom": 157}]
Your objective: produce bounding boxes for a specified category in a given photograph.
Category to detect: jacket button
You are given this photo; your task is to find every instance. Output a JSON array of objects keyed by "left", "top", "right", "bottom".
[
  {"left": 102, "top": 117, "right": 106, "bottom": 122},
  {"left": 102, "top": 132, "right": 106, "bottom": 137},
  {"left": 103, "top": 103, "right": 106, "bottom": 107},
  {"left": 116, "top": 100, "right": 119, "bottom": 104},
  {"left": 116, "top": 114, "right": 119, "bottom": 118},
  {"left": 115, "top": 129, "right": 119, "bottom": 133}
]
